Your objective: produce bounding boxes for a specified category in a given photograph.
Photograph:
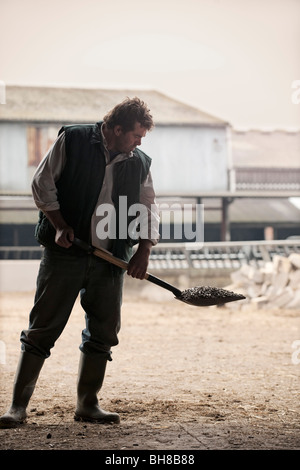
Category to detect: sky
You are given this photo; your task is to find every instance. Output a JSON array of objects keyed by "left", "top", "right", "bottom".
[{"left": 1, "top": 0, "right": 300, "bottom": 129}]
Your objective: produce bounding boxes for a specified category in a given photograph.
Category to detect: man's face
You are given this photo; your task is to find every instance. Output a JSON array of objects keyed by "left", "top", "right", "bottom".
[{"left": 114, "top": 122, "right": 147, "bottom": 154}]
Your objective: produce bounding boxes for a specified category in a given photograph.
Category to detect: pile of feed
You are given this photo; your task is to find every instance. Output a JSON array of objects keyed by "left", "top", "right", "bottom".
[{"left": 177, "top": 286, "right": 246, "bottom": 306}]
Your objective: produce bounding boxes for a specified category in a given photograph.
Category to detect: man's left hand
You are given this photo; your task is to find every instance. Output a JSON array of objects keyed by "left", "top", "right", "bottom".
[{"left": 127, "top": 240, "right": 153, "bottom": 280}]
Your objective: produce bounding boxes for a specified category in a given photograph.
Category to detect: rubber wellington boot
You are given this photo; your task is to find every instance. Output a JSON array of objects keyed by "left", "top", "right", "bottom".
[
  {"left": 0, "top": 351, "right": 45, "bottom": 428},
  {"left": 74, "top": 352, "right": 120, "bottom": 424}
]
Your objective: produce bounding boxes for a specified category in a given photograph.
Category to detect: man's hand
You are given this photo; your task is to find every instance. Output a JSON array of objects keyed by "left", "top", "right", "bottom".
[
  {"left": 127, "top": 239, "right": 153, "bottom": 280},
  {"left": 55, "top": 226, "right": 74, "bottom": 248},
  {"left": 43, "top": 209, "right": 74, "bottom": 248}
]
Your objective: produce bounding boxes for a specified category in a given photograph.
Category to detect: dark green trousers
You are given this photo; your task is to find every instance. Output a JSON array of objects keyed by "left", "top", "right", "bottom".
[{"left": 20, "top": 248, "right": 124, "bottom": 360}]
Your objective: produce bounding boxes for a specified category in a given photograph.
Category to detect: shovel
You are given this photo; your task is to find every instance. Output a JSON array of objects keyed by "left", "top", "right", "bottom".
[{"left": 72, "top": 238, "right": 246, "bottom": 307}]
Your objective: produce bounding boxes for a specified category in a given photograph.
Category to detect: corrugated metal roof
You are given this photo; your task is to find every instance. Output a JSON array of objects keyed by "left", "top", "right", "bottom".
[
  {"left": 231, "top": 129, "right": 300, "bottom": 169},
  {"left": 0, "top": 85, "right": 228, "bottom": 126}
]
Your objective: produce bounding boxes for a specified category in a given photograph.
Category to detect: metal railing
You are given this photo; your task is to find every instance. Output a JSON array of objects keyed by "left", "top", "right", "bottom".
[
  {"left": 0, "top": 246, "right": 43, "bottom": 260},
  {"left": 235, "top": 167, "right": 300, "bottom": 191},
  {"left": 1, "top": 240, "right": 299, "bottom": 270},
  {"left": 148, "top": 239, "right": 300, "bottom": 271}
]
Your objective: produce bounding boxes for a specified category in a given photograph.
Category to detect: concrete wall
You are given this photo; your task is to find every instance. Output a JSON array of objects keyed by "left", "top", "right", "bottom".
[
  {"left": 0, "top": 260, "right": 232, "bottom": 293},
  {"left": 0, "top": 260, "right": 39, "bottom": 292}
]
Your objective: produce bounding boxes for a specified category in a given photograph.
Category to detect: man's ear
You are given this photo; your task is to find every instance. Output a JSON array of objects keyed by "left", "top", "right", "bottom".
[{"left": 114, "top": 125, "right": 123, "bottom": 136}]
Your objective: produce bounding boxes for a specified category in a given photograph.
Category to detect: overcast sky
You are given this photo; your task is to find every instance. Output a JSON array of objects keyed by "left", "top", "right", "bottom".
[{"left": 1, "top": 0, "right": 300, "bottom": 129}]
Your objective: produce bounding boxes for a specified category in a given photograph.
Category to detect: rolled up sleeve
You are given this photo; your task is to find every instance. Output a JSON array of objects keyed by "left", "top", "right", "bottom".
[
  {"left": 31, "top": 132, "right": 66, "bottom": 211},
  {"left": 139, "top": 171, "right": 160, "bottom": 245}
]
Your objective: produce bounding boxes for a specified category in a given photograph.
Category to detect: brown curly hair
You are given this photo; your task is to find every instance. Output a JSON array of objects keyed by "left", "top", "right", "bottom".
[{"left": 103, "top": 97, "right": 154, "bottom": 133}]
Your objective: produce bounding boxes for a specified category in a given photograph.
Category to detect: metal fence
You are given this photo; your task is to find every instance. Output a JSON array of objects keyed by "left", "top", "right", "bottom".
[
  {"left": 148, "top": 239, "right": 300, "bottom": 271},
  {"left": 1, "top": 240, "right": 299, "bottom": 271}
]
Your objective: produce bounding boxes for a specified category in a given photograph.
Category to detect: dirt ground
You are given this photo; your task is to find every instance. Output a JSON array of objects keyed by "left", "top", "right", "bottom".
[{"left": 0, "top": 278, "right": 299, "bottom": 453}]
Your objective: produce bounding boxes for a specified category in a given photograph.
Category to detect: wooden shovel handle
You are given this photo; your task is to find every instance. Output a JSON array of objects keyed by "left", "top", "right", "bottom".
[
  {"left": 93, "top": 246, "right": 129, "bottom": 270},
  {"left": 73, "top": 238, "right": 182, "bottom": 298},
  {"left": 92, "top": 246, "right": 182, "bottom": 297}
]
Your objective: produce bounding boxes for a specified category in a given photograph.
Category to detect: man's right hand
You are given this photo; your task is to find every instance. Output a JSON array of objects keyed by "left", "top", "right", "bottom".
[
  {"left": 43, "top": 209, "right": 74, "bottom": 248},
  {"left": 55, "top": 226, "right": 74, "bottom": 248}
]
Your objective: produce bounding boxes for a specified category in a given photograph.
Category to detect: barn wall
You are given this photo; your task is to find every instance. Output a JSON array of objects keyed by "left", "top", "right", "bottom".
[
  {"left": 140, "top": 125, "right": 229, "bottom": 195},
  {"left": 0, "top": 123, "right": 28, "bottom": 192}
]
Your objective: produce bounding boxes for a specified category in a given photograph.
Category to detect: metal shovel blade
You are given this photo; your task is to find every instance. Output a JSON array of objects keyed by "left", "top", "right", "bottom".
[{"left": 175, "top": 286, "right": 246, "bottom": 307}]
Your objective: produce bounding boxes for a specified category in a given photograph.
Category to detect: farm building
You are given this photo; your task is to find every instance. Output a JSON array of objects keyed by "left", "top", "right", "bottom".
[
  {"left": 0, "top": 85, "right": 299, "bottom": 256},
  {"left": 0, "top": 85, "right": 230, "bottom": 195}
]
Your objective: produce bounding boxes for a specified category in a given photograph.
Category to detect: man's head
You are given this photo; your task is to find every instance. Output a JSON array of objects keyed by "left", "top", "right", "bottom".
[
  {"left": 103, "top": 97, "right": 154, "bottom": 154},
  {"left": 103, "top": 97, "right": 154, "bottom": 133}
]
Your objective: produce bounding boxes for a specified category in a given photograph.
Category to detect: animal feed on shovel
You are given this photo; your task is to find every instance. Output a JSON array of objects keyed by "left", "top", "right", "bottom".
[{"left": 178, "top": 286, "right": 245, "bottom": 306}]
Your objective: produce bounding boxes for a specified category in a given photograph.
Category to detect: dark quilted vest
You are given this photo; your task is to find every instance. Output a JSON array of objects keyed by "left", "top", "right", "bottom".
[{"left": 34, "top": 122, "right": 151, "bottom": 261}]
